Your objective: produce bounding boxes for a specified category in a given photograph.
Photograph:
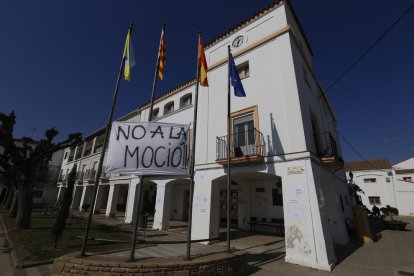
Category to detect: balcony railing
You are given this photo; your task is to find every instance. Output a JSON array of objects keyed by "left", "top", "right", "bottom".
[
  {"left": 316, "top": 132, "right": 343, "bottom": 168},
  {"left": 59, "top": 174, "right": 66, "bottom": 183},
  {"left": 83, "top": 169, "right": 96, "bottom": 183},
  {"left": 216, "top": 129, "right": 265, "bottom": 165},
  {"left": 76, "top": 171, "right": 84, "bottom": 183}
]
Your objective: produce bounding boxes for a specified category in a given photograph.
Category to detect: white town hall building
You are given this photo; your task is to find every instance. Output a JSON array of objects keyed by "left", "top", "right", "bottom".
[{"left": 56, "top": 0, "right": 353, "bottom": 270}]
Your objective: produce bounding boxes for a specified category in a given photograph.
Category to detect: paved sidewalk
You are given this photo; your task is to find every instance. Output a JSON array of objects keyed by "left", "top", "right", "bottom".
[
  {"left": 0, "top": 215, "right": 15, "bottom": 276},
  {"left": 3, "top": 212, "right": 414, "bottom": 275},
  {"left": 247, "top": 216, "right": 414, "bottom": 275}
]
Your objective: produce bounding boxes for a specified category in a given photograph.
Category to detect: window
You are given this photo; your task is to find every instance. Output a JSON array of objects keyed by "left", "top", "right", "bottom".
[
  {"left": 64, "top": 152, "right": 68, "bottom": 160},
  {"left": 68, "top": 149, "right": 74, "bottom": 162},
  {"left": 310, "top": 110, "right": 321, "bottom": 155},
  {"left": 230, "top": 106, "right": 259, "bottom": 157},
  {"left": 164, "top": 102, "right": 174, "bottom": 115},
  {"left": 233, "top": 113, "right": 255, "bottom": 156},
  {"left": 363, "top": 178, "right": 377, "bottom": 183},
  {"left": 151, "top": 108, "right": 159, "bottom": 119},
  {"left": 237, "top": 61, "right": 249, "bottom": 79},
  {"left": 83, "top": 140, "right": 93, "bottom": 156},
  {"left": 403, "top": 177, "right": 413, "bottom": 182},
  {"left": 94, "top": 135, "right": 105, "bottom": 153},
  {"left": 180, "top": 94, "right": 192, "bottom": 108},
  {"left": 75, "top": 144, "right": 84, "bottom": 160},
  {"left": 272, "top": 189, "right": 283, "bottom": 206},
  {"left": 368, "top": 196, "right": 381, "bottom": 205},
  {"left": 58, "top": 169, "right": 63, "bottom": 181}
]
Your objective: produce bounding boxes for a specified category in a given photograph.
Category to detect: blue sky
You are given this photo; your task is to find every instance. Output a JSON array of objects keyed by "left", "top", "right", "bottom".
[{"left": 0, "top": 1, "right": 413, "bottom": 164}]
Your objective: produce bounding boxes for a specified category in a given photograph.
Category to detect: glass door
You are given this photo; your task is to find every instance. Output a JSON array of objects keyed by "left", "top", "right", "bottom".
[{"left": 233, "top": 113, "right": 255, "bottom": 156}]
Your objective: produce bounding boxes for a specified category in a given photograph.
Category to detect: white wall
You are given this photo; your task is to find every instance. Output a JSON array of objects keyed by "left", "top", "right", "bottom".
[
  {"left": 394, "top": 157, "right": 414, "bottom": 169},
  {"left": 169, "top": 183, "right": 189, "bottom": 221},
  {"left": 394, "top": 174, "right": 414, "bottom": 216},
  {"left": 353, "top": 171, "right": 396, "bottom": 209}
]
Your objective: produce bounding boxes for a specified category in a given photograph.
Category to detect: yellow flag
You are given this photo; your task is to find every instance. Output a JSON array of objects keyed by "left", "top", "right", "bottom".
[{"left": 122, "top": 29, "right": 135, "bottom": 81}]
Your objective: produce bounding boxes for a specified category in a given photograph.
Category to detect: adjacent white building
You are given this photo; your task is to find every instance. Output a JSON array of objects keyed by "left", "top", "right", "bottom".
[
  {"left": 56, "top": 1, "right": 353, "bottom": 271},
  {"left": 0, "top": 139, "right": 63, "bottom": 205},
  {"left": 345, "top": 158, "right": 414, "bottom": 216}
]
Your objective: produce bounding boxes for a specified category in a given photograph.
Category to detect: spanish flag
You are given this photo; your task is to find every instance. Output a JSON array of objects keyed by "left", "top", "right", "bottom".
[
  {"left": 122, "top": 28, "right": 135, "bottom": 81},
  {"left": 198, "top": 35, "right": 208, "bottom": 87},
  {"left": 157, "top": 28, "right": 166, "bottom": 80}
]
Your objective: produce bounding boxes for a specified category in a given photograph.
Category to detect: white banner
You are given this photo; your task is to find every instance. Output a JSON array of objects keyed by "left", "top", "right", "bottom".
[{"left": 105, "top": 121, "right": 190, "bottom": 175}]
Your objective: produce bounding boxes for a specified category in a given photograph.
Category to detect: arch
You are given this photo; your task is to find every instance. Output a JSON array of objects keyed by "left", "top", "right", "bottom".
[
  {"left": 152, "top": 177, "right": 191, "bottom": 230},
  {"left": 180, "top": 93, "right": 192, "bottom": 108},
  {"left": 210, "top": 171, "right": 283, "bottom": 238},
  {"left": 163, "top": 101, "right": 174, "bottom": 115}
]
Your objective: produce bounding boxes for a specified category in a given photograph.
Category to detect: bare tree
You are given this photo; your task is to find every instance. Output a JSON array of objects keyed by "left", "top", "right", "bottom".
[{"left": 0, "top": 111, "right": 82, "bottom": 229}]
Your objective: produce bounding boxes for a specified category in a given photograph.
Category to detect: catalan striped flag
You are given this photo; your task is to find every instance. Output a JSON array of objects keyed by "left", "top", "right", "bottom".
[
  {"left": 198, "top": 34, "right": 208, "bottom": 87},
  {"left": 157, "top": 28, "right": 166, "bottom": 80},
  {"left": 122, "top": 28, "right": 135, "bottom": 81}
]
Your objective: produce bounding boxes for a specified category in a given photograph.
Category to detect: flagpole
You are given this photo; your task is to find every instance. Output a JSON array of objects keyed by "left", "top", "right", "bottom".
[
  {"left": 80, "top": 23, "right": 133, "bottom": 257},
  {"left": 130, "top": 23, "right": 165, "bottom": 261},
  {"left": 226, "top": 45, "right": 231, "bottom": 253},
  {"left": 185, "top": 31, "right": 202, "bottom": 260},
  {"left": 148, "top": 23, "right": 165, "bottom": 120}
]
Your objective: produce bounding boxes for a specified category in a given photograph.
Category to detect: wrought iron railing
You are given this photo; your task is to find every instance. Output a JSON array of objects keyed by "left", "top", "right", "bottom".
[
  {"left": 317, "top": 132, "right": 339, "bottom": 158},
  {"left": 216, "top": 129, "right": 265, "bottom": 160},
  {"left": 76, "top": 171, "right": 84, "bottom": 182}
]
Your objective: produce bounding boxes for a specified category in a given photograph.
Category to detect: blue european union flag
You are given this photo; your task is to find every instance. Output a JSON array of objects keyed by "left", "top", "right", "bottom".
[{"left": 229, "top": 53, "right": 246, "bottom": 97}]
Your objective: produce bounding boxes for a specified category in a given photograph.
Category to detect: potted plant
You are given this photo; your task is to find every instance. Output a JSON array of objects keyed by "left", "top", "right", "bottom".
[{"left": 381, "top": 205, "right": 408, "bottom": 231}]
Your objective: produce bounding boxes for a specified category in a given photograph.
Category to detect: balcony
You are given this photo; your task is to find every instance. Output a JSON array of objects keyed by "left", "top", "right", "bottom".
[
  {"left": 100, "top": 173, "right": 110, "bottom": 183},
  {"left": 216, "top": 129, "right": 265, "bottom": 166},
  {"left": 84, "top": 170, "right": 96, "bottom": 183},
  {"left": 76, "top": 172, "right": 84, "bottom": 183},
  {"left": 58, "top": 174, "right": 67, "bottom": 183},
  {"left": 317, "top": 132, "right": 344, "bottom": 169}
]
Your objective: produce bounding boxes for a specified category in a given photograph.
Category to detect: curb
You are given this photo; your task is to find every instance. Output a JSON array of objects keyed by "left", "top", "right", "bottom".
[
  {"left": 0, "top": 214, "right": 19, "bottom": 270},
  {"left": 0, "top": 214, "right": 54, "bottom": 270}
]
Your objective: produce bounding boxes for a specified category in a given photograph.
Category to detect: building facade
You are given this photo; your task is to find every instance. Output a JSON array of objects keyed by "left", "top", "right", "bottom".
[
  {"left": 0, "top": 140, "right": 63, "bottom": 205},
  {"left": 57, "top": 1, "right": 353, "bottom": 270},
  {"left": 345, "top": 158, "right": 414, "bottom": 216}
]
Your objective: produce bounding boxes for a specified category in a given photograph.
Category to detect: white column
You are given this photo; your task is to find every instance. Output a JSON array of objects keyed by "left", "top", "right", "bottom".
[
  {"left": 56, "top": 186, "right": 65, "bottom": 203},
  {"left": 124, "top": 178, "right": 139, "bottom": 223},
  {"left": 281, "top": 159, "right": 336, "bottom": 271},
  {"left": 191, "top": 171, "right": 218, "bottom": 242},
  {"left": 105, "top": 184, "right": 119, "bottom": 217},
  {"left": 91, "top": 136, "right": 97, "bottom": 154},
  {"left": 79, "top": 186, "right": 88, "bottom": 211},
  {"left": 153, "top": 180, "right": 171, "bottom": 230},
  {"left": 93, "top": 185, "right": 106, "bottom": 214}
]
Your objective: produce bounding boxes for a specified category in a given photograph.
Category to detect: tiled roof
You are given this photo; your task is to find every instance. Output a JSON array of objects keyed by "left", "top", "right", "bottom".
[
  {"left": 395, "top": 169, "right": 414, "bottom": 175},
  {"left": 344, "top": 159, "right": 392, "bottom": 172}
]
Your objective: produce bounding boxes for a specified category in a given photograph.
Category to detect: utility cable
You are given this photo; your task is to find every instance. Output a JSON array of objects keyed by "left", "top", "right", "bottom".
[
  {"left": 320, "top": 2, "right": 414, "bottom": 98},
  {"left": 337, "top": 130, "right": 392, "bottom": 173}
]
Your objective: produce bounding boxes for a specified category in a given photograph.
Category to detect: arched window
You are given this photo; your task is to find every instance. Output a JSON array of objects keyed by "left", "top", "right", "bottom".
[
  {"left": 152, "top": 108, "right": 159, "bottom": 119},
  {"left": 164, "top": 101, "right": 174, "bottom": 115},
  {"left": 180, "top": 93, "right": 192, "bottom": 108}
]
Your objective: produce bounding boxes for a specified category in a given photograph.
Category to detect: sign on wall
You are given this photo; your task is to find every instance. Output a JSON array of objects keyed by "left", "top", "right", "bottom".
[{"left": 106, "top": 121, "right": 190, "bottom": 176}]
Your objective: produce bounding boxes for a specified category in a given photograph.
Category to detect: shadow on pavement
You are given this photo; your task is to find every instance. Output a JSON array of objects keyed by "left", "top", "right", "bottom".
[
  {"left": 333, "top": 240, "right": 362, "bottom": 267},
  {"left": 246, "top": 251, "right": 286, "bottom": 274}
]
